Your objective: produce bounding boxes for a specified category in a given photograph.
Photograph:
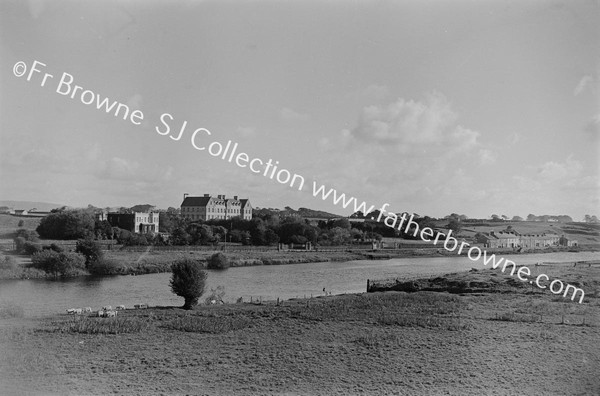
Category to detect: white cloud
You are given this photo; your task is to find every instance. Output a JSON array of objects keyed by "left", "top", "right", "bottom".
[
  {"left": 478, "top": 149, "right": 497, "bottom": 165},
  {"left": 280, "top": 107, "right": 310, "bottom": 122},
  {"left": 236, "top": 126, "right": 256, "bottom": 138},
  {"left": 574, "top": 75, "right": 593, "bottom": 96},
  {"left": 363, "top": 84, "right": 389, "bottom": 101},
  {"left": 537, "top": 156, "right": 583, "bottom": 181},
  {"left": 509, "top": 132, "right": 520, "bottom": 145},
  {"left": 584, "top": 114, "right": 600, "bottom": 135}
]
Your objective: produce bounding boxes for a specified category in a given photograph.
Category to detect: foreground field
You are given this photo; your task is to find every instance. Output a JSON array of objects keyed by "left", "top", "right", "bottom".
[{"left": 1, "top": 265, "right": 599, "bottom": 395}]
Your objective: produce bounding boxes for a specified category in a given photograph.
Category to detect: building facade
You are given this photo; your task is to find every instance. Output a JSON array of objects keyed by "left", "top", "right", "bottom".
[
  {"left": 107, "top": 212, "right": 159, "bottom": 233},
  {"left": 475, "top": 230, "right": 561, "bottom": 250},
  {"left": 181, "top": 194, "right": 252, "bottom": 221}
]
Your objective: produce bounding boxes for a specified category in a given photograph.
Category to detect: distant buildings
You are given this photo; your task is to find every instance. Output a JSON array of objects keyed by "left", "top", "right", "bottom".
[
  {"left": 475, "top": 230, "right": 576, "bottom": 249},
  {"left": 106, "top": 212, "right": 159, "bottom": 233},
  {"left": 181, "top": 194, "right": 253, "bottom": 221}
]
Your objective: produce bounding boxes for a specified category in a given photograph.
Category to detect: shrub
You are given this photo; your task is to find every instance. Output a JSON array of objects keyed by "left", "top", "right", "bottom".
[
  {"left": 204, "top": 286, "right": 226, "bottom": 304},
  {"left": 0, "top": 255, "right": 18, "bottom": 271},
  {"left": 88, "top": 258, "right": 126, "bottom": 275},
  {"left": 22, "top": 241, "right": 42, "bottom": 255},
  {"left": 31, "top": 250, "right": 86, "bottom": 278},
  {"left": 170, "top": 258, "right": 207, "bottom": 310},
  {"left": 207, "top": 252, "right": 230, "bottom": 270},
  {"left": 15, "top": 228, "right": 39, "bottom": 242},
  {"left": 17, "top": 220, "right": 24, "bottom": 227},
  {"left": 43, "top": 243, "right": 63, "bottom": 253},
  {"left": 75, "top": 239, "right": 104, "bottom": 266}
]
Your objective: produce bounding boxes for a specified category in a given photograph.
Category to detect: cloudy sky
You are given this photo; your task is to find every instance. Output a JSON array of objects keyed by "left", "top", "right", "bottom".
[{"left": 1, "top": 0, "right": 598, "bottom": 219}]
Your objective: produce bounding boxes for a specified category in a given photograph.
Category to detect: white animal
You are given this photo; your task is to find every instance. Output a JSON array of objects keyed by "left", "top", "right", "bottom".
[
  {"left": 115, "top": 305, "right": 126, "bottom": 310},
  {"left": 66, "top": 308, "right": 76, "bottom": 315},
  {"left": 105, "top": 310, "right": 117, "bottom": 317},
  {"left": 102, "top": 306, "right": 112, "bottom": 311},
  {"left": 97, "top": 310, "right": 105, "bottom": 317},
  {"left": 83, "top": 307, "right": 92, "bottom": 313},
  {"left": 134, "top": 303, "right": 148, "bottom": 309}
]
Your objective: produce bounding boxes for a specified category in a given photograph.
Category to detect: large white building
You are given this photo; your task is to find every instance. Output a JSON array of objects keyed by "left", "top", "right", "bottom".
[{"left": 180, "top": 194, "right": 252, "bottom": 221}]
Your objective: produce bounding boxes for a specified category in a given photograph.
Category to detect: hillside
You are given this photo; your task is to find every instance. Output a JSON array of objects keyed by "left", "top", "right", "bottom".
[
  {"left": 443, "top": 220, "right": 600, "bottom": 246},
  {"left": 0, "top": 200, "right": 64, "bottom": 212}
]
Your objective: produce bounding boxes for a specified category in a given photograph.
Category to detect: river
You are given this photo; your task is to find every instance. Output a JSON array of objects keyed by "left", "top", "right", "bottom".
[{"left": 0, "top": 251, "right": 597, "bottom": 317}]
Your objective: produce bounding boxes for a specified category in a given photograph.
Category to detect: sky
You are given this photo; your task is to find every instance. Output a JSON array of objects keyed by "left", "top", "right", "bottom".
[{"left": 1, "top": 0, "right": 598, "bottom": 220}]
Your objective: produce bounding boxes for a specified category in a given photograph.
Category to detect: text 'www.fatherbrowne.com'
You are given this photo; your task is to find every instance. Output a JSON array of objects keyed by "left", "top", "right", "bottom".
[{"left": 312, "top": 184, "right": 586, "bottom": 304}]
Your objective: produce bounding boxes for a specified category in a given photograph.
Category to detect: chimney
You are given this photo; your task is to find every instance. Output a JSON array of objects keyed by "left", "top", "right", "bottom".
[
  {"left": 234, "top": 195, "right": 238, "bottom": 200},
  {"left": 183, "top": 193, "right": 189, "bottom": 200}
]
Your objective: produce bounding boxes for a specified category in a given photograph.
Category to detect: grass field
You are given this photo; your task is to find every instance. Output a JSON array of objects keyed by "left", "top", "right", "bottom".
[{"left": 0, "top": 264, "right": 598, "bottom": 395}]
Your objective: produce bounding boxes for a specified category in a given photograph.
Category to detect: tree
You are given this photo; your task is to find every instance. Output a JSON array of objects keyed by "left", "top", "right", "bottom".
[
  {"left": 31, "top": 250, "right": 86, "bottom": 278},
  {"left": 170, "top": 258, "right": 207, "bottom": 310},
  {"left": 490, "top": 214, "right": 501, "bottom": 221},
  {"left": 37, "top": 210, "right": 95, "bottom": 239},
  {"left": 207, "top": 252, "right": 230, "bottom": 270},
  {"left": 75, "top": 239, "right": 104, "bottom": 266},
  {"left": 511, "top": 216, "right": 523, "bottom": 221},
  {"left": 526, "top": 214, "right": 537, "bottom": 222},
  {"left": 447, "top": 218, "right": 462, "bottom": 234}
]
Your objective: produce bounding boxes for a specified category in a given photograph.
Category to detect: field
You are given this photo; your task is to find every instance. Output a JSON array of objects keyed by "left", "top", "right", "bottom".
[{"left": 0, "top": 264, "right": 599, "bottom": 395}]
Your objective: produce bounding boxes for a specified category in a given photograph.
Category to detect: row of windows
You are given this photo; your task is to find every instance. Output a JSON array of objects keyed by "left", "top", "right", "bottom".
[{"left": 182, "top": 206, "right": 251, "bottom": 213}]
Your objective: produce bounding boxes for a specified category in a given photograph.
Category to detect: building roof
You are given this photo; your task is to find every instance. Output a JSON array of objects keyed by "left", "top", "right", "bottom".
[
  {"left": 181, "top": 196, "right": 212, "bottom": 207},
  {"left": 240, "top": 199, "right": 251, "bottom": 209}
]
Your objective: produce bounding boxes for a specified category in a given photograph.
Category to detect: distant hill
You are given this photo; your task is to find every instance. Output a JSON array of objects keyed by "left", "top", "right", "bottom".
[
  {"left": 0, "top": 200, "right": 65, "bottom": 212},
  {"left": 254, "top": 206, "right": 341, "bottom": 219}
]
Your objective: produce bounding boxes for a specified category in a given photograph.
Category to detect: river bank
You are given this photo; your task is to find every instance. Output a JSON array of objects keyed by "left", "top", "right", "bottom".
[
  {"left": 0, "top": 245, "right": 598, "bottom": 280},
  {"left": 1, "top": 265, "right": 598, "bottom": 395}
]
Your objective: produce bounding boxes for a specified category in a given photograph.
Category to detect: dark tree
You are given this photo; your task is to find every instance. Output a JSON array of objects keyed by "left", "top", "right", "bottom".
[
  {"left": 75, "top": 239, "right": 104, "bottom": 266},
  {"left": 207, "top": 252, "right": 230, "bottom": 270},
  {"left": 170, "top": 258, "right": 207, "bottom": 309},
  {"left": 37, "top": 210, "right": 95, "bottom": 239}
]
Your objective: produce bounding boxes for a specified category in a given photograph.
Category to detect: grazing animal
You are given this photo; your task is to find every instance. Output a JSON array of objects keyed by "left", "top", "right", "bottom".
[
  {"left": 83, "top": 307, "right": 92, "bottom": 313},
  {"left": 105, "top": 310, "right": 117, "bottom": 317},
  {"left": 66, "top": 308, "right": 76, "bottom": 315},
  {"left": 102, "top": 306, "right": 112, "bottom": 311},
  {"left": 116, "top": 305, "right": 126, "bottom": 310},
  {"left": 134, "top": 303, "right": 148, "bottom": 309},
  {"left": 96, "top": 310, "right": 105, "bottom": 317}
]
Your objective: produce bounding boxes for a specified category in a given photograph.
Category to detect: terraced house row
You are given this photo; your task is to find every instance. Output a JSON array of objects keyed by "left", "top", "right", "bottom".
[
  {"left": 180, "top": 194, "right": 253, "bottom": 221},
  {"left": 475, "top": 230, "right": 577, "bottom": 249}
]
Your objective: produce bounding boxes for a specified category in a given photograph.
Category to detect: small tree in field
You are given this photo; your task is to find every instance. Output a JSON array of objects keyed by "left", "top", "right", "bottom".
[
  {"left": 170, "top": 258, "right": 207, "bottom": 310},
  {"left": 207, "top": 252, "right": 230, "bottom": 270}
]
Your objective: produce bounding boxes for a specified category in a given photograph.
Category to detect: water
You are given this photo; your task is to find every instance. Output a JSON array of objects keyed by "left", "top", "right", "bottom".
[{"left": 0, "top": 251, "right": 597, "bottom": 317}]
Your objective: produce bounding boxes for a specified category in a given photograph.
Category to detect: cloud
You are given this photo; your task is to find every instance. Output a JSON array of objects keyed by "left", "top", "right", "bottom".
[
  {"left": 509, "top": 132, "right": 520, "bottom": 145},
  {"left": 236, "top": 126, "right": 256, "bottom": 138},
  {"left": 363, "top": 84, "right": 389, "bottom": 102},
  {"left": 478, "top": 149, "right": 497, "bottom": 165},
  {"left": 126, "top": 93, "right": 143, "bottom": 110},
  {"left": 280, "top": 107, "right": 310, "bottom": 123},
  {"left": 584, "top": 114, "right": 600, "bottom": 135},
  {"left": 574, "top": 75, "right": 593, "bottom": 96},
  {"left": 101, "top": 157, "right": 139, "bottom": 180},
  {"left": 343, "top": 92, "right": 482, "bottom": 156},
  {"left": 537, "top": 156, "right": 583, "bottom": 181}
]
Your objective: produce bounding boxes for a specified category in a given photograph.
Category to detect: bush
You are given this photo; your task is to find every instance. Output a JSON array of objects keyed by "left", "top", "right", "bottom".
[
  {"left": 88, "top": 258, "right": 126, "bottom": 275},
  {"left": 43, "top": 243, "right": 63, "bottom": 253},
  {"left": 205, "top": 286, "right": 226, "bottom": 304},
  {"left": 170, "top": 258, "right": 207, "bottom": 310},
  {"left": 15, "top": 228, "right": 39, "bottom": 242},
  {"left": 36, "top": 210, "right": 95, "bottom": 239},
  {"left": 17, "top": 220, "right": 24, "bottom": 227},
  {"left": 207, "top": 252, "right": 230, "bottom": 270},
  {"left": 22, "top": 241, "right": 42, "bottom": 255},
  {"left": 75, "top": 239, "right": 104, "bottom": 266},
  {"left": 31, "top": 250, "right": 86, "bottom": 278}
]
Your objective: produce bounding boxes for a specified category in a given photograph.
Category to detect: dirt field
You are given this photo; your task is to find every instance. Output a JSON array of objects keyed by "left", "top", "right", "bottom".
[{"left": 1, "top": 265, "right": 599, "bottom": 396}]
